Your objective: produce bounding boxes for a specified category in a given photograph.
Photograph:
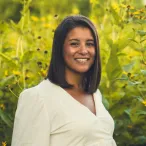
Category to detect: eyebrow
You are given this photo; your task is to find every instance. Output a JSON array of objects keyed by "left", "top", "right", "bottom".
[
  {"left": 86, "top": 39, "right": 94, "bottom": 42},
  {"left": 68, "top": 39, "right": 94, "bottom": 42},
  {"left": 68, "top": 39, "right": 79, "bottom": 42}
]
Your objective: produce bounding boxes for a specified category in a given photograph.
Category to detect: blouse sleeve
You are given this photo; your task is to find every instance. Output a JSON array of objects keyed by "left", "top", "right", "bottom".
[{"left": 11, "top": 87, "right": 50, "bottom": 146}]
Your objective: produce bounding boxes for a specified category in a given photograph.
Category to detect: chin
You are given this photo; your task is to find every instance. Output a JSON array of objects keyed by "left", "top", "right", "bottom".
[
  {"left": 74, "top": 67, "right": 91, "bottom": 74},
  {"left": 65, "top": 64, "right": 92, "bottom": 74}
]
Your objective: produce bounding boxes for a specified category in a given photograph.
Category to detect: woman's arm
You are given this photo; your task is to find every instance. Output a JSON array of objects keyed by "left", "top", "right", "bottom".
[{"left": 11, "top": 87, "right": 50, "bottom": 146}]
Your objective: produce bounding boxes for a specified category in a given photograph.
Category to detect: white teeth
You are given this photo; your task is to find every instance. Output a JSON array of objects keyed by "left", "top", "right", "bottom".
[{"left": 75, "top": 59, "right": 88, "bottom": 63}]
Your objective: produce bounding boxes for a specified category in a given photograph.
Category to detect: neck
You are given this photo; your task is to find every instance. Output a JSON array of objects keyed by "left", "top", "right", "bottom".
[{"left": 65, "top": 68, "right": 84, "bottom": 90}]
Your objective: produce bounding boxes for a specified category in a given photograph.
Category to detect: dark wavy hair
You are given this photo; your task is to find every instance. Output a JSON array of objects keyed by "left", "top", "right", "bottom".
[{"left": 45, "top": 15, "right": 101, "bottom": 94}]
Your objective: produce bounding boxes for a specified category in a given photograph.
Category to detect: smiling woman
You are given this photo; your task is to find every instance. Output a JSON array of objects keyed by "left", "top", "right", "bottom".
[
  {"left": 63, "top": 27, "right": 95, "bottom": 76},
  {"left": 47, "top": 15, "right": 101, "bottom": 93},
  {"left": 11, "top": 15, "right": 117, "bottom": 146}
]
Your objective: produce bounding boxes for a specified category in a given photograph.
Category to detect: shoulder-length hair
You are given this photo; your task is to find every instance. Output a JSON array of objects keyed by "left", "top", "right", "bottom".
[{"left": 45, "top": 15, "right": 101, "bottom": 94}]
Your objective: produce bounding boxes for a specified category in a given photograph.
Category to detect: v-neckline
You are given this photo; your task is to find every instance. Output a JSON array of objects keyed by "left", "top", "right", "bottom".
[{"left": 56, "top": 84, "right": 98, "bottom": 117}]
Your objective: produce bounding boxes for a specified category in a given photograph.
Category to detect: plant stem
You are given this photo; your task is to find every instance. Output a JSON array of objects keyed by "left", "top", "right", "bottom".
[
  {"left": 8, "top": 88, "right": 19, "bottom": 98},
  {"left": 0, "top": 36, "right": 3, "bottom": 68},
  {"left": 22, "top": 65, "right": 26, "bottom": 89},
  {"left": 16, "top": 37, "right": 21, "bottom": 59}
]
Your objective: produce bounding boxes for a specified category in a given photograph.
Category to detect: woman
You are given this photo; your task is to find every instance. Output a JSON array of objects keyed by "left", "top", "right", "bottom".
[{"left": 11, "top": 15, "right": 117, "bottom": 146}]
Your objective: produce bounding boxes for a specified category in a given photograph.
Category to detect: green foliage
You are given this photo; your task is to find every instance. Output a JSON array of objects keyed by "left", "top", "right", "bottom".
[{"left": 0, "top": 0, "right": 146, "bottom": 146}]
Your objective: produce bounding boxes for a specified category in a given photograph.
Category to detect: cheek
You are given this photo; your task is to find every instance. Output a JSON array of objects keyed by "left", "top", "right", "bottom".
[
  {"left": 91, "top": 48, "right": 96, "bottom": 58},
  {"left": 63, "top": 47, "right": 74, "bottom": 64},
  {"left": 63, "top": 50, "right": 70, "bottom": 60},
  {"left": 63, "top": 45, "right": 69, "bottom": 59},
  {"left": 90, "top": 49, "right": 96, "bottom": 64},
  {"left": 63, "top": 45, "right": 75, "bottom": 58}
]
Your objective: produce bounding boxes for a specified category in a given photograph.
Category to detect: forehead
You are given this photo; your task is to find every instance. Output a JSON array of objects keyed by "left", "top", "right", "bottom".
[{"left": 65, "top": 27, "right": 94, "bottom": 40}]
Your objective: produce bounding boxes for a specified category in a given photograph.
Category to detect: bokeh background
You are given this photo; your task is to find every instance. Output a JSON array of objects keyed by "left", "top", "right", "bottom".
[{"left": 0, "top": 0, "right": 146, "bottom": 146}]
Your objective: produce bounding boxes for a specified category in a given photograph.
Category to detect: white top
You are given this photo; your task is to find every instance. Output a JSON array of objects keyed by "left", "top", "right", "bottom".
[{"left": 11, "top": 79, "right": 117, "bottom": 146}]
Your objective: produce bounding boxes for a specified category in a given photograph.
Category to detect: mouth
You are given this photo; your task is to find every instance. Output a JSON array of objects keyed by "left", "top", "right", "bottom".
[{"left": 74, "top": 58, "right": 90, "bottom": 63}]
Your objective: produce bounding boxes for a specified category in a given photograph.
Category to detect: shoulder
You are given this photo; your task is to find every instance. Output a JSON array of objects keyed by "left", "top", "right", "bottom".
[
  {"left": 18, "top": 85, "right": 39, "bottom": 106},
  {"left": 96, "top": 89, "right": 102, "bottom": 97},
  {"left": 93, "top": 88, "right": 103, "bottom": 102},
  {"left": 16, "top": 80, "right": 55, "bottom": 120},
  {"left": 19, "top": 79, "right": 57, "bottom": 101},
  {"left": 15, "top": 85, "right": 44, "bottom": 122},
  {"left": 17, "top": 79, "right": 62, "bottom": 115}
]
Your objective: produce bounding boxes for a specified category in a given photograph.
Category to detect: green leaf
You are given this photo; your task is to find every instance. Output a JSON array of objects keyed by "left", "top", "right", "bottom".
[
  {"left": 122, "top": 131, "right": 132, "bottom": 140},
  {"left": 102, "top": 96, "right": 109, "bottom": 110},
  {"left": 115, "top": 74, "right": 129, "bottom": 80},
  {"left": 0, "top": 75, "right": 15, "bottom": 86},
  {"left": 133, "top": 96, "right": 143, "bottom": 102},
  {"left": 20, "top": 50, "right": 34, "bottom": 64},
  {"left": 128, "top": 38, "right": 138, "bottom": 44},
  {"left": 106, "top": 45, "right": 122, "bottom": 81},
  {"left": 0, "top": 20, "right": 9, "bottom": 32},
  {"left": 105, "top": 38, "right": 113, "bottom": 48},
  {"left": 0, "top": 90, "right": 4, "bottom": 98},
  {"left": 117, "top": 52, "right": 127, "bottom": 56},
  {"left": 0, "top": 108, "right": 13, "bottom": 128},
  {"left": 128, "top": 81, "right": 141, "bottom": 86},
  {"left": 137, "top": 30, "right": 146, "bottom": 36},
  {"left": 1, "top": 47, "right": 13, "bottom": 53},
  {"left": 18, "top": 7, "right": 30, "bottom": 33},
  {"left": 140, "top": 38, "right": 146, "bottom": 43},
  {"left": 136, "top": 110, "right": 146, "bottom": 115},
  {"left": 122, "top": 62, "right": 135, "bottom": 72},
  {"left": 135, "top": 19, "right": 146, "bottom": 24},
  {"left": 9, "top": 20, "right": 22, "bottom": 34},
  {"left": 124, "top": 109, "right": 131, "bottom": 117},
  {"left": 0, "top": 52, "right": 16, "bottom": 65},
  {"left": 140, "top": 70, "right": 146, "bottom": 75},
  {"left": 110, "top": 6, "right": 121, "bottom": 26},
  {"left": 124, "top": 109, "right": 131, "bottom": 119},
  {"left": 135, "top": 136, "right": 146, "bottom": 144}
]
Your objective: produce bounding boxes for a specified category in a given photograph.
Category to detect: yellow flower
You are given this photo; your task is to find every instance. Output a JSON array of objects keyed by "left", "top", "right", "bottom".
[
  {"left": 112, "top": 3, "right": 119, "bottom": 9},
  {"left": 31, "top": 16, "right": 39, "bottom": 22},
  {"left": 139, "top": 9, "right": 144, "bottom": 13},
  {"left": 133, "top": 11, "right": 140, "bottom": 15},
  {"left": 72, "top": 7, "right": 79, "bottom": 14},
  {"left": 4, "top": 70, "right": 8, "bottom": 76},
  {"left": 39, "top": 69, "right": 47, "bottom": 77},
  {"left": 127, "top": 125, "right": 133, "bottom": 128},
  {"left": 43, "top": 23, "right": 51, "bottom": 28},
  {"left": 112, "top": 3, "right": 120, "bottom": 13},
  {"left": 90, "top": 17, "right": 97, "bottom": 25},
  {"left": 40, "top": 17, "right": 46, "bottom": 22},
  {"left": 142, "top": 100, "right": 146, "bottom": 106},
  {"left": 122, "top": 71, "right": 127, "bottom": 75},
  {"left": 13, "top": 70, "right": 21, "bottom": 76},
  {"left": 130, "top": 6, "right": 135, "bottom": 10},
  {"left": 90, "top": 0, "right": 97, "bottom": 4},
  {"left": 134, "top": 15, "right": 139, "bottom": 19},
  {"left": 120, "top": 4, "right": 127, "bottom": 8},
  {"left": 0, "top": 104, "right": 5, "bottom": 110},
  {"left": 2, "top": 141, "right": 7, "bottom": 146}
]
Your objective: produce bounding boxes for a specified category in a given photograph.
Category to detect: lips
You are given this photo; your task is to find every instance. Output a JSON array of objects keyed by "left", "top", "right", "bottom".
[
  {"left": 74, "top": 58, "right": 90, "bottom": 60},
  {"left": 75, "top": 58, "right": 89, "bottom": 63}
]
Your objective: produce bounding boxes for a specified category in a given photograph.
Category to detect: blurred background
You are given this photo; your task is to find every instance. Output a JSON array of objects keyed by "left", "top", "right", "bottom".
[
  {"left": 0, "top": 0, "right": 146, "bottom": 21},
  {"left": 0, "top": 0, "right": 146, "bottom": 146}
]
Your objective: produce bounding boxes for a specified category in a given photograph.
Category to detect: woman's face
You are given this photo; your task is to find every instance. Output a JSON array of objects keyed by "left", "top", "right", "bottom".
[{"left": 63, "top": 26, "right": 96, "bottom": 74}]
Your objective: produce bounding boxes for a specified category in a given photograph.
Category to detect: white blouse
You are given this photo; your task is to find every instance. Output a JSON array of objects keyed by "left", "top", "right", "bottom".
[{"left": 11, "top": 79, "right": 117, "bottom": 146}]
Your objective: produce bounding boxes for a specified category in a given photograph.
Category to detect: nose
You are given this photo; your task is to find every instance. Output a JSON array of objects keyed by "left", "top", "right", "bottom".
[{"left": 79, "top": 44, "right": 88, "bottom": 55}]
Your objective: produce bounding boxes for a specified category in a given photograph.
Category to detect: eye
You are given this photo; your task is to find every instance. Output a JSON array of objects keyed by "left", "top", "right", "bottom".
[
  {"left": 70, "top": 42, "right": 79, "bottom": 47},
  {"left": 86, "top": 42, "right": 95, "bottom": 47}
]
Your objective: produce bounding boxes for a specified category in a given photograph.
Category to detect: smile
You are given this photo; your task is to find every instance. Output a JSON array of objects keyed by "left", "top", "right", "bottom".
[{"left": 75, "top": 58, "right": 89, "bottom": 63}]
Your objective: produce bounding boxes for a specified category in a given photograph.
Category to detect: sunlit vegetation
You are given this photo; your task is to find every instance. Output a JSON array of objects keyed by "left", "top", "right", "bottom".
[{"left": 0, "top": 0, "right": 146, "bottom": 145}]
